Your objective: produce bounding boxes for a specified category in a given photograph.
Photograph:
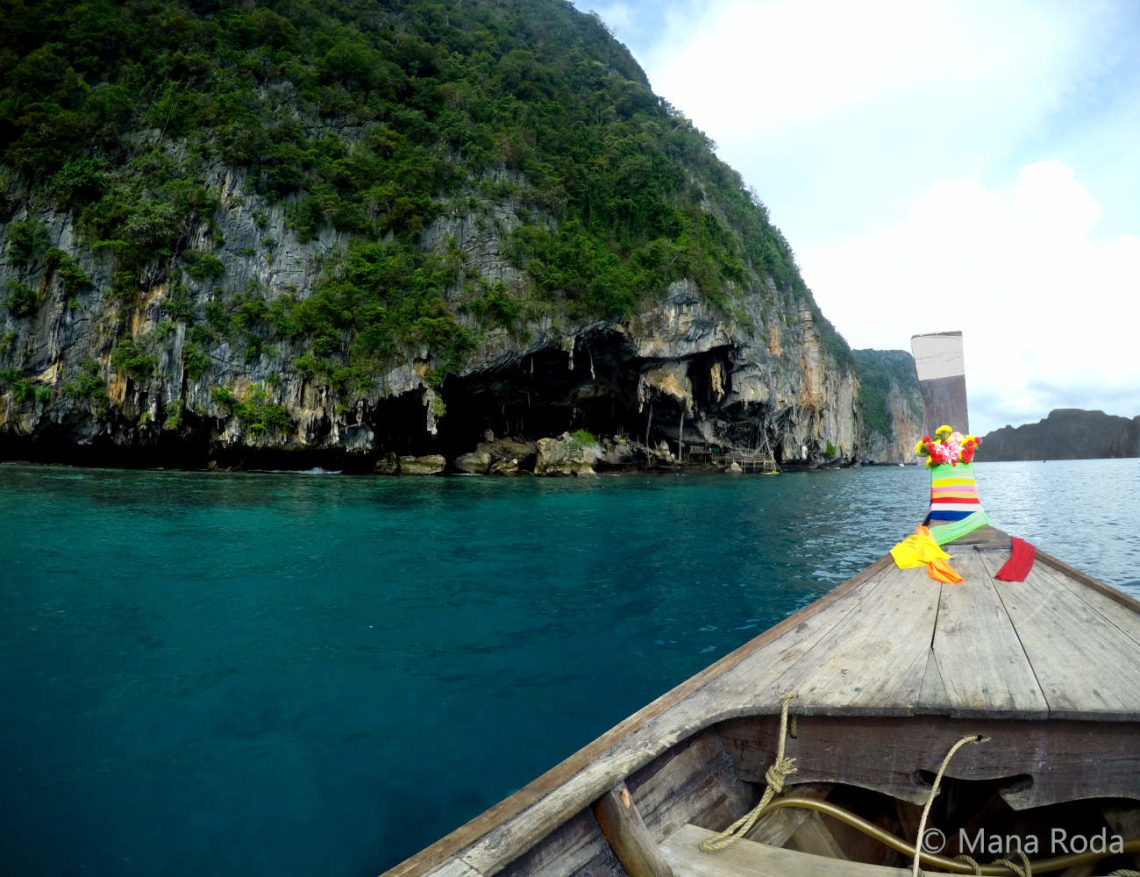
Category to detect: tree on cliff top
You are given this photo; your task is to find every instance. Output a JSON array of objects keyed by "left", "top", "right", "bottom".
[{"left": 1, "top": 0, "right": 851, "bottom": 384}]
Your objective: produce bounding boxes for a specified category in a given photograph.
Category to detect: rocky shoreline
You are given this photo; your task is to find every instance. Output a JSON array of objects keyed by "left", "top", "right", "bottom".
[{"left": 4, "top": 428, "right": 873, "bottom": 476}]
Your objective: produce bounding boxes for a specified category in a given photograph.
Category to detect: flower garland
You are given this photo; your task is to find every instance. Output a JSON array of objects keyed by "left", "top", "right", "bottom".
[{"left": 915, "top": 424, "right": 980, "bottom": 467}]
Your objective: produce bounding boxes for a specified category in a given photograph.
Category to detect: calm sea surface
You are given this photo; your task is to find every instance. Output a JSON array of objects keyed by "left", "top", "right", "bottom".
[{"left": 1, "top": 458, "right": 1137, "bottom": 875}]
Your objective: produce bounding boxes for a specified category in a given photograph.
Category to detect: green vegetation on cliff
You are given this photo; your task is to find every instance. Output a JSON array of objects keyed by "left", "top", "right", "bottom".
[
  {"left": 852, "top": 348, "right": 921, "bottom": 442},
  {"left": 1, "top": 0, "right": 849, "bottom": 392}
]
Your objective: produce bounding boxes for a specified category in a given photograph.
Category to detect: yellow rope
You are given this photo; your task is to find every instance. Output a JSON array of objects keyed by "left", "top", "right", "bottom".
[
  {"left": 759, "top": 797, "right": 1140, "bottom": 873},
  {"left": 696, "top": 708, "right": 1135, "bottom": 876},
  {"left": 991, "top": 850, "right": 1032, "bottom": 876},
  {"left": 698, "top": 691, "right": 798, "bottom": 852},
  {"left": 912, "top": 733, "right": 988, "bottom": 877}
]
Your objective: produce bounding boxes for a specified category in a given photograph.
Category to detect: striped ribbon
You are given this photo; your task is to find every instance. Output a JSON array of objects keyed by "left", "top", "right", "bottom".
[{"left": 925, "top": 463, "right": 990, "bottom": 544}]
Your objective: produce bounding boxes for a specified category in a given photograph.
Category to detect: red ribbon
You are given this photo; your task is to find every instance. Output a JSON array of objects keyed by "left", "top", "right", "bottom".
[{"left": 995, "top": 536, "right": 1036, "bottom": 582}]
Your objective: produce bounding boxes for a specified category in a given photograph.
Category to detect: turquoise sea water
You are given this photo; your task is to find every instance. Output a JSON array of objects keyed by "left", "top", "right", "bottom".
[{"left": 1, "top": 459, "right": 1137, "bottom": 875}]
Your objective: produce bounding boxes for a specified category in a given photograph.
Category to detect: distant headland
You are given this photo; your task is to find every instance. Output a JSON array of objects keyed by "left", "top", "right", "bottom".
[{"left": 981, "top": 409, "right": 1140, "bottom": 461}]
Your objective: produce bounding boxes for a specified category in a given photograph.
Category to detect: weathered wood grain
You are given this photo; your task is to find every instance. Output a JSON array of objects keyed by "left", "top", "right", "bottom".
[
  {"left": 929, "top": 552, "right": 1048, "bottom": 718},
  {"left": 1103, "top": 804, "right": 1140, "bottom": 838},
  {"left": 770, "top": 566, "right": 942, "bottom": 715},
  {"left": 423, "top": 859, "right": 484, "bottom": 877},
  {"left": 593, "top": 783, "right": 676, "bottom": 877},
  {"left": 1034, "top": 547, "right": 1140, "bottom": 614},
  {"left": 492, "top": 807, "right": 620, "bottom": 877},
  {"left": 915, "top": 646, "right": 950, "bottom": 714},
  {"left": 981, "top": 554, "right": 1140, "bottom": 720},
  {"left": 662, "top": 824, "right": 910, "bottom": 876},
  {"left": 627, "top": 733, "right": 753, "bottom": 842},
  {"left": 1033, "top": 561, "right": 1140, "bottom": 648}
]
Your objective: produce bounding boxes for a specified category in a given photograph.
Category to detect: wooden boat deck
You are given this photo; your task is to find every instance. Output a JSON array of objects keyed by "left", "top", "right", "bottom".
[
  {"left": 704, "top": 524, "right": 1140, "bottom": 723},
  {"left": 386, "top": 525, "right": 1140, "bottom": 876}
]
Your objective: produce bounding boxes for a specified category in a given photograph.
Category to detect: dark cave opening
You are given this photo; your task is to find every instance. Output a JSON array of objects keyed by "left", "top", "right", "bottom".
[{"left": 432, "top": 330, "right": 651, "bottom": 458}]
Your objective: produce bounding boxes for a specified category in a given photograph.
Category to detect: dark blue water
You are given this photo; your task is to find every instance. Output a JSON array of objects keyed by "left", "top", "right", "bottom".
[{"left": 1, "top": 459, "right": 1136, "bottom": 875}]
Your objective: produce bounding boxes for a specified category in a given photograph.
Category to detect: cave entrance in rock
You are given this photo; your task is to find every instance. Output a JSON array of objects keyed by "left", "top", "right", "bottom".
[{"left": 434, "top": 331, "right": 647, "bottom": 458}]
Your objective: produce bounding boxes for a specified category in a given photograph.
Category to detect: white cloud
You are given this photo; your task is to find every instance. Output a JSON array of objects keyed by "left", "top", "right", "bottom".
[
  {"left": 595, "top": 0, "right": 1140, "bottom": 431},
  {"left": 638, "top": 0, "right": 1120, "bottom": 243},
  {"left": 799, "top": 161, "right": 1140, "bottom": 435}
]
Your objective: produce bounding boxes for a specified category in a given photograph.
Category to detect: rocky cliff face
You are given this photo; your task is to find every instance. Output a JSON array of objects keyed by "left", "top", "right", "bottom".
[
  {"left": 1, "top": 166, "right": 869, "bottom": 471},
  {"left": 858, "top": 383, "right": 923, "bottom": 465},
  {"left": 0, "top": 0, "right": 927, "bottom": 474},
  {"left": 981, "top": 409, "right": 1140, "bottom": 461},
  {"left": 851, "top": 348, "right": 923, "bottom": 464}
]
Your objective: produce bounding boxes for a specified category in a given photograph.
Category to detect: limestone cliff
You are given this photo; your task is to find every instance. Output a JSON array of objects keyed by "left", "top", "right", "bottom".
[
  {"left": 851, "top": 349, "right": 924, "bottom": 465},
  {"left": 0, "top": 180, "right": 865, "bottom": 470},
  {"left": 0, "top": 0, "right": 901, "bottom": 473}
]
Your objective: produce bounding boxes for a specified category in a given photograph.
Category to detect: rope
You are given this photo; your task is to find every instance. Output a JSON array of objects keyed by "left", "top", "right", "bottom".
[
  {"left": 912, "top": 733, "right": 988, "bottom": 877},
  {"left": 955, "top": 854, "right": 983, "bottom": 874},
  {"left": 1108, "top": 871, "right": 1140, "bottom": 876},
  {"left": 991, "top": 850, "right": 1032, "bottom": 876},
  {"left": 698, "top": 691, "right": 798, "bottom": 852},
  {"left": 752, "top": 802, "right": 1135, "bottom": 875},
  {"left": 757, "top": 797, "right": 1140, "bottom": 873}
]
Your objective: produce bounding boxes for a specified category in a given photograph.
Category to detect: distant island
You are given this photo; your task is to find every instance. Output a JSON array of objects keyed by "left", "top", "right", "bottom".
[{"left": 981, "top": 409, "right": 1140, "bottom": 461}]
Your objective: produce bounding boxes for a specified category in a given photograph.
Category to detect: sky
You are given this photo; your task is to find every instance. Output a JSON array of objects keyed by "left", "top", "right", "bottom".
[{"left": 571, "top": 0, "right": 1140, "bottom": 437}]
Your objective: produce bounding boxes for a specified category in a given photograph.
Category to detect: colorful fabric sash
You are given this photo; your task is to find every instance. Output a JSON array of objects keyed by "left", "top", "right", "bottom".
[
  {"left": 890, "top": 525, "right": 964, "bottom": 582},
  {"left": 924, "top": 462, "right": 990, "bottom": 544},
  {"left": 995, "top": 536, "right": 1036, "bottom": 581}
]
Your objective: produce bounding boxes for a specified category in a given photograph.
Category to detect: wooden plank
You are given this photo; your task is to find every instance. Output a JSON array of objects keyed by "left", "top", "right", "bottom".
[
  {"left": 702, "top": 573, "right": 879, "bottom": 710},
  {"left": 980, "top": 553, "right": 1140, "bottom": 720},
  {"left": 593, "top": 783, "right": 676, "bottom": 877},
  {"left": 459, "top": 560, "right": 904, "bottom": 874},
  {"left": 627, "top": 732, "right": 753, "bottom": 842},
  {"left": 490, "top": 807, "right": 620, "bottom": 877},
  {"left": 915, "top": 375, "right": 969, "bottom": 438},
  {"left": 952, "top": 525, "right": 1012, "bottom": 550},
  {"left": 424, "top": 860, "right": 484, "bottom": 877},
  {"left": 915, "top": 646, "right": 950, "bottom": 714},
  {"left": 928, "top": 552, "right": 1048, "bottom": 719},
  {"left": 1034, "top": 546, "right": 1140, "bottom": 614},
  {"left": 1032, "top": 560, "right": 1140, "bottom": 648},
  {"left": 772, "top": 566, "right": 942, "bottom": 715},
  {"left": 662, "top": 824, "right": 909, "bottom": 876}
]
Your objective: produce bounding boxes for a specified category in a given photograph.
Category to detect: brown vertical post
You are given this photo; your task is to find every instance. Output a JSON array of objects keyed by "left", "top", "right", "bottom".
[{"left": 592, "top": 782, "right": 676, "bottom": 877}]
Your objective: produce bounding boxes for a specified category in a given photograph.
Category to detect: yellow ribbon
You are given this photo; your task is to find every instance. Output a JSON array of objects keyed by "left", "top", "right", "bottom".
[{"left": 890, "top": 525, "right": 963, "bottom": 583}]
